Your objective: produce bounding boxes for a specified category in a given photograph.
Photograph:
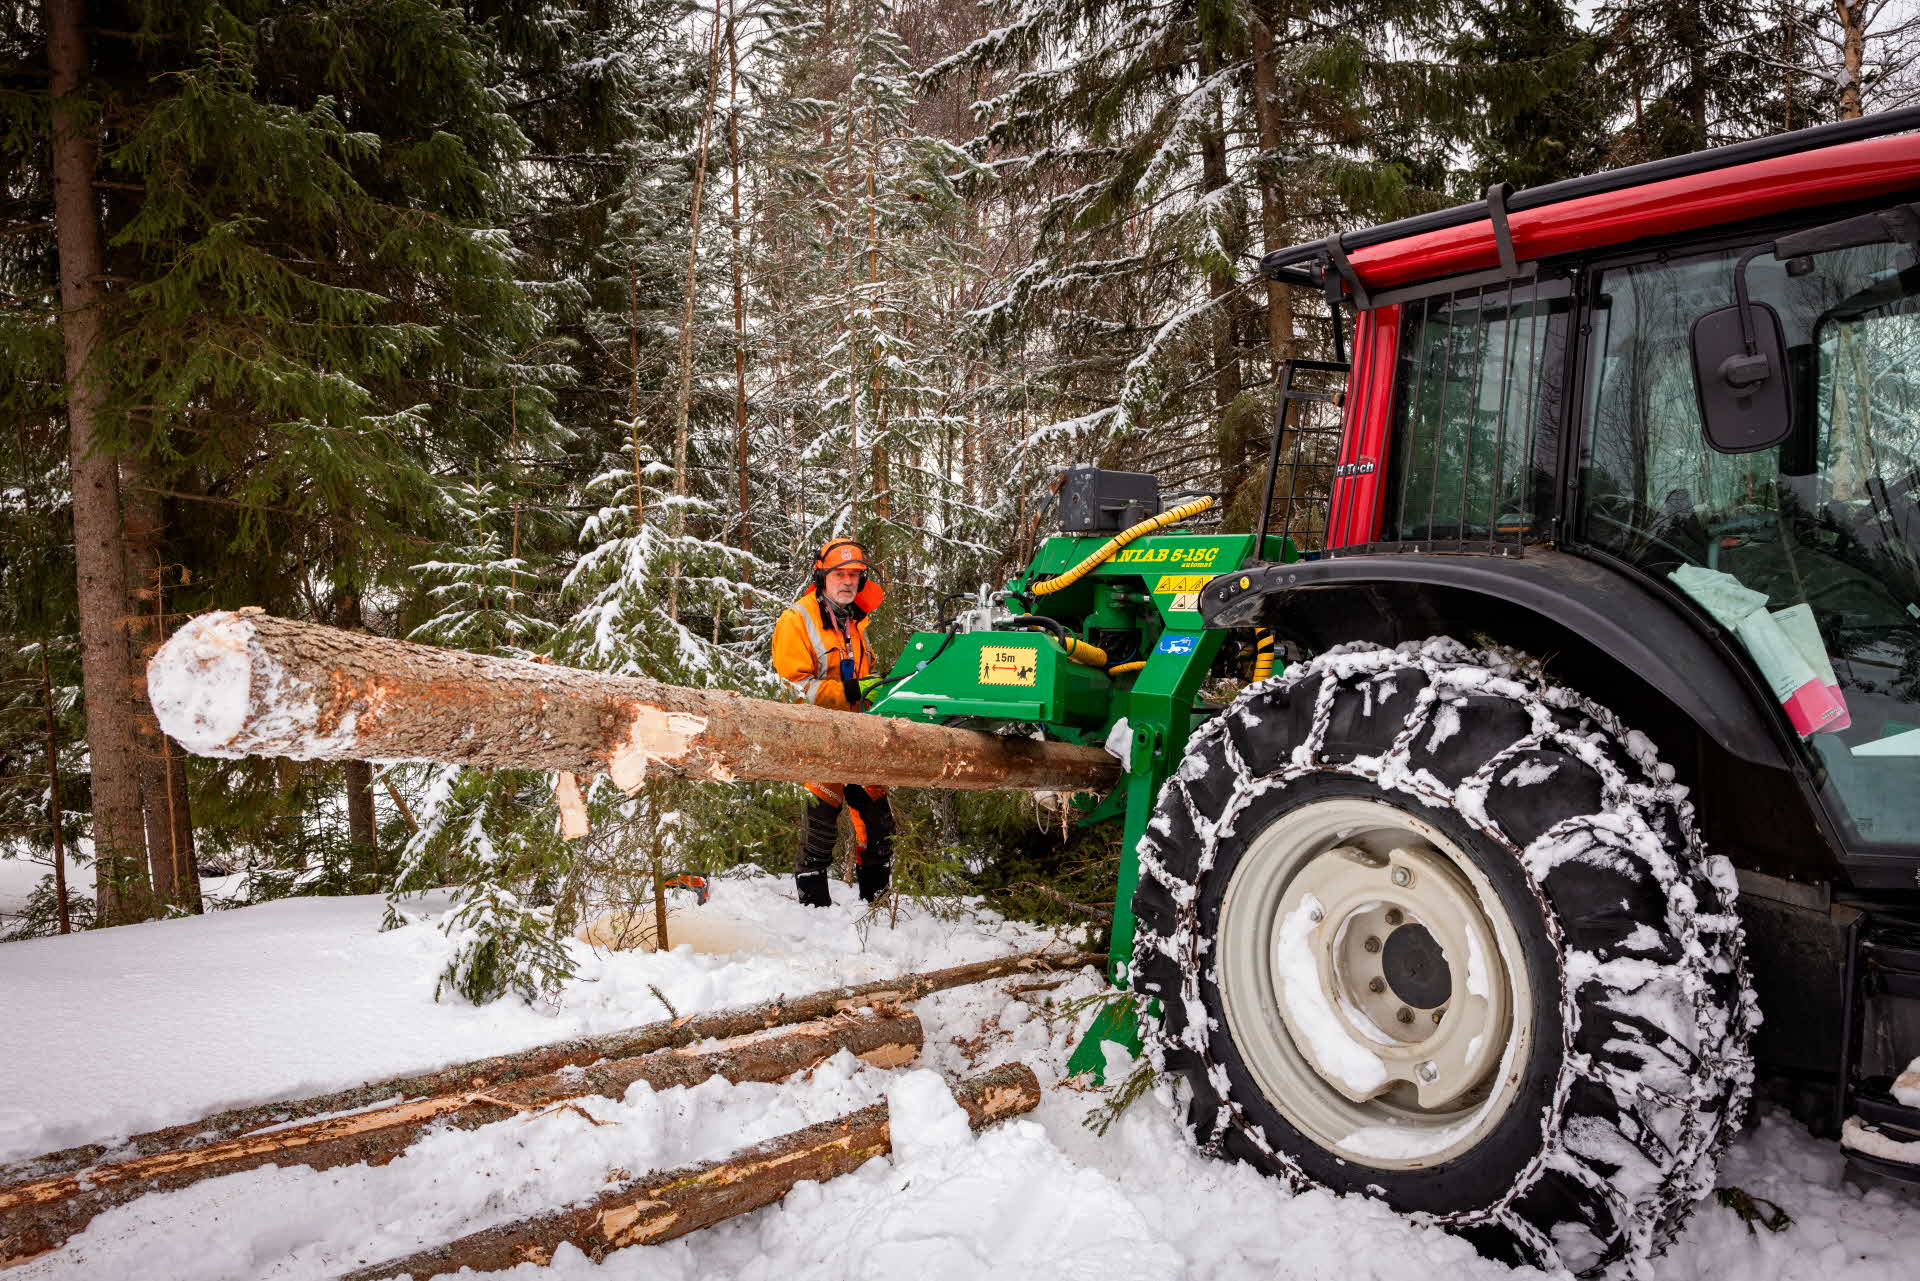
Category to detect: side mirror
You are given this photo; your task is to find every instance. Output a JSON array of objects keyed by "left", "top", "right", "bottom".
[{"left": 1690, "top": 301, "right": 1792, "bottom": 454}]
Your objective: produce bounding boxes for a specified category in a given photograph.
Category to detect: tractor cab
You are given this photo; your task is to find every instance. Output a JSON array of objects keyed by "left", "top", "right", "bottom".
[{"left": 1215, "top": 111, "right": 1920, "bottom": 888}]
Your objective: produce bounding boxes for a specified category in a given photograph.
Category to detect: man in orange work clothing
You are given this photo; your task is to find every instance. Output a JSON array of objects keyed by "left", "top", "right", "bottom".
[{"left": 771, "top": 538, "right": 894, "bottom": 907}]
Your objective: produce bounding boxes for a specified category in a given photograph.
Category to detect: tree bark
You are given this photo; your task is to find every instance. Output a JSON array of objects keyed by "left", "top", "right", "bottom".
[
  {"left": 121, "top": 463, "right": 199, "bottom": 913},
  {"left": 3, "top": 947, "right": 1090, "bottom": 1188},
  {"left": 726, "top": 0, "right": 752, "bottom": 557},
  {"left": 665, "top": 5, "right": 729, "bottom": 624},
  {"left": 149, "top": 611, "right": 1123, "bottom": 793},
  {"left": 1249, "top": 9, "right": 1293, "bottom": 370},
  {"left": 38, "top": 655, "right": 71, "bottom": 934},
  {"left": 1835, "top": 0, "right": 1865, "bottom": 119},
  {"left": 0, "top": 1011, "right": 923, "bottom": 1266},
  {"left": 335, "top": 592, "right": 378, "bottom": 884},
  {"left": 339, "top": 1063, "right": 1041, "bottom": 1279},
  {"left": 48, "top": 0, "right": 150, "bottom": 925}
]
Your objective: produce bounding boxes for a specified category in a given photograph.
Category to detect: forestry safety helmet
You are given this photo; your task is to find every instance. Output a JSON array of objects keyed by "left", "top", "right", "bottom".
[{"left": 811, "top": 538, "right": 882, "bottom": 614}]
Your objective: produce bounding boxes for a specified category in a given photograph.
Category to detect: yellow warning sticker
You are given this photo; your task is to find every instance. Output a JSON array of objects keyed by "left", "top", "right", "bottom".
[
  {"left": 979, "top": 646, "right": 1039, "bottom": 687},
  {"left": 1153, "top": 574, "right": 1213, "bottom": 595}
]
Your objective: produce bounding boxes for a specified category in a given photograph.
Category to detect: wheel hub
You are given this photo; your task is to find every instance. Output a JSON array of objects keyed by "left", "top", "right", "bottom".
[
  {"left": 1215, "top": 798, "right": 1535, "bottom": 1169},
  {"left": 1382, "top": 923, "right": 1451, "bottom": 1009}
]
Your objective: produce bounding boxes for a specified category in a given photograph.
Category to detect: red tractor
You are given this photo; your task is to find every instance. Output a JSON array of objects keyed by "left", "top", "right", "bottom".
[{"left": 1132, "top": 109, "right": 1920, "bottom": 1274}]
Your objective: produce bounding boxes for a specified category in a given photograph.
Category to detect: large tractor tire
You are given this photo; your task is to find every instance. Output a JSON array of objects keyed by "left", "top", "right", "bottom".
[{"left": 1131, "top": 638, "right": 1756, "bottom": 1276}]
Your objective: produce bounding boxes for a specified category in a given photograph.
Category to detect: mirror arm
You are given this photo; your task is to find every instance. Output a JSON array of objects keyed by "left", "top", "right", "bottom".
[{"left": 1722, "top": 247, "right": 1773, "bottom": 389}]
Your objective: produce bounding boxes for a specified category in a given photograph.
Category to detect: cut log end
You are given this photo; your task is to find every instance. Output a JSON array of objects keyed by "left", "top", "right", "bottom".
[{"left": 146, "top": 611, "right": 260, "bottom": 757}]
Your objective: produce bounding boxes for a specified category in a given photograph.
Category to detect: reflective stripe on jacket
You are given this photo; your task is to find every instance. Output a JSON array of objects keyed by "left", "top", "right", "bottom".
[{"left": 771, "top": 590, "right": 876, "bottom": 711}]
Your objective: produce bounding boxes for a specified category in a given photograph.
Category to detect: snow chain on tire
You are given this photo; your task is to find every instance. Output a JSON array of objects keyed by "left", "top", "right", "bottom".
[{"left": 1130, "top": 638, "right": 1758, "bottom": 1277}]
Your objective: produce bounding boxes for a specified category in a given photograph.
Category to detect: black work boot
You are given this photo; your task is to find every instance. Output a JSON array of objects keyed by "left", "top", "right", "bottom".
[
  {"left": 856, "top": 859, "right": 892, "bottom": 903},
  {"left": 796, "top": 870, "right": 832, "bottom": 907}
]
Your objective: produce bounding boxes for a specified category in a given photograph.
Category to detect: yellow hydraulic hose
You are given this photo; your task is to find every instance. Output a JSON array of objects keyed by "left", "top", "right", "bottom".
[
  {"left": 1030, "top": 495, "right": 1217, "bottom": 597},
  {"left": 1108, "top": 660, "right": 1147, "bottom": 676},
  {"left": 1250, "top": 628, "right": 1276, "bottom": 680},
  {"left": 1059, "top": 635, "right": 1109, "bottom": 669}
]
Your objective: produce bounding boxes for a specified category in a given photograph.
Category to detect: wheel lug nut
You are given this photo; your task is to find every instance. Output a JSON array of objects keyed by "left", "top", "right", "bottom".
[
  {"left": 1431, "top": 1009, "right": 1445, "bottom": 1024},
  {"left": 1396, "top": 1007, "right": 1413, "bottom": 1025},
  {"left": 1363, "top": 935, "right": 1381, "bottom": 953},
  {"left": 1391, "top": 866, "right": 1413, "bottom": 887},
  {"left": 1417, "top": 1060, "right": 1439, "bottom": 1083},
  {"left": 1384, "top": 908, "right": 1403, "bottom": 926},
  {"left": 1307, "top": 904, "right": 1324, "bottom": 923},
  {"left": 1368, "top": 977, "right": 1385, "bottom": 993}
]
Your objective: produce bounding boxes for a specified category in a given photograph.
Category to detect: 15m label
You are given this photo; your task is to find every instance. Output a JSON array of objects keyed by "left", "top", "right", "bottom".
[{"left": 978, "top": 646, "right": 1038, "bottom": 686}]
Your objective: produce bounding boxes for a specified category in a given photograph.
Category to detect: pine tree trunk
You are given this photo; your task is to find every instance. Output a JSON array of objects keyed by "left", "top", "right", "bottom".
[
  {"left": 1197, "top": 69, "right": 1242, "bottom": 421},
  {"left": 149, "top": 611, "right": 1122, "bottom": 794},
  {"left": 666, "top": 6, "right": 729, "bottom": 624},
  {"left": 336, "top": 593, "right": 378, "bottom": 884},
  {"left": 38, "top": 655, "right": 72, "bottom": 935},
  {"left": 121, "top": 462, "right": 198, "bottom": 912},
  {"left": 1250, "top": 9, "right": 1294, "bottom": 369},
  {"left": 727, "top": 0, "right": 752, "bottom": 557},
  {"left": 48, "top": 0, "right": 150, "bottom": 925},
  {"left": 339, "top": 1064, "right": 1040, "bottom": 1279},
  {"left": 165, "top": 738, "right": 196, "bottom": 909}
]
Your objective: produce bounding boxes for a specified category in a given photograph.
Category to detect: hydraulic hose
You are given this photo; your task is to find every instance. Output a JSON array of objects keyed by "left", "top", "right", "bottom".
[
  {"left": 1107, "top": 660, "right": 1147, "bottom": 676},
  {"left": 1030, "top": 495, "right": 1217, "bottom": 597},
  {"left": 1251, "top": 628, "right": 1276, "bottom": 680},
  {"left": 995, "top": 616, "right": 1110, "bottom": 669}
]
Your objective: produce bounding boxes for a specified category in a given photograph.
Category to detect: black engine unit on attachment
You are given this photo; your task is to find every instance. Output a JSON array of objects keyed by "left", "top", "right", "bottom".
[{"left": 1057, "top": 467, "right": 1160, "bottom": 533}]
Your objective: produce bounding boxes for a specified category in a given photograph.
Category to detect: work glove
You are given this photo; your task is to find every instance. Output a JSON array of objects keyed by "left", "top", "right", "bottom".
[{"left": 858, "top": 675, "right": 885, "bottom": 701}]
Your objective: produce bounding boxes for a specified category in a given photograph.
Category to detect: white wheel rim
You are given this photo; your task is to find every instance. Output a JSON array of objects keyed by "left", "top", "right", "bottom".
[{"left": 1215, "top": 797, "right": 1536, "bottom": 1170}]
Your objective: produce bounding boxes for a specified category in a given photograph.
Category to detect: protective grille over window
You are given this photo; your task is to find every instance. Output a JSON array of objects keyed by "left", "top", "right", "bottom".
[
  {"left": 1384, "top": 281, "right": 1569, "bottom": 547},
  {"left": 1259, "top": 359, "right": 1348, "bottom": 557}
]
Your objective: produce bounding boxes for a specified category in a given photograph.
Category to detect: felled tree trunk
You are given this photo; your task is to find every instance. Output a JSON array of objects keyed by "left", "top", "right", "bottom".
[
  {"left": 340, "top": 1063, "right": 1041, "bottom": 1279},
  {"left": 148, "top": 610, "right": 1120, "bottom": 793},
  {"left": 4, "top": 948, "right": 1093, "bottom": 1188},
  {"left": 0, "top": 1011, "right": 921, "bottom": 1267}
]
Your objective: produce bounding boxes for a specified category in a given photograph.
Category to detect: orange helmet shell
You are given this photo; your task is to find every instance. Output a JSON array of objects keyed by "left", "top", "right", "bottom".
[{"left": 813, "top": 539, "right": 872, "bottom": 575}]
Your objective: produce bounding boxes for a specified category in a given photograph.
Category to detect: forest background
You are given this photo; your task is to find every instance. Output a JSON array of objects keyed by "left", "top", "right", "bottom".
[{"left": 4, "top": 0, "right": 1917, "bottom": 1001}]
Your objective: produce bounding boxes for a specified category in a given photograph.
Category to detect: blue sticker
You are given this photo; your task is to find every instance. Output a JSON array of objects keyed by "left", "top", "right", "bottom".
[{"left": 1155, "top": 634, "right": 1198, "bottom": 655}]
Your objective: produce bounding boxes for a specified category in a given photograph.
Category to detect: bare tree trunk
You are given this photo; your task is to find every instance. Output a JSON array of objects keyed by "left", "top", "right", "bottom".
[
  {"left": 39, "top": 655, "right": 71, "bottom": 934},
  {"left": 1250, "top": 9, "right": 1294, "bottom": 369},
  {"left": 1835, "top": 0, "right": 1865, "bottom": 119},
  {"left": 121, "top": 464, "right": 198, "bottom": 913},
  {"left": 1197, "top": 66, "right": 1243, "bottom": 418},
  {"left": 727, "top": 0, "right": 752, "bottom": 557},
  {"left": 149, "top": 612, "right": 1123, "bottom": 793},
  {"left": 340, "top": 1064, "right": 1041, "bottom": 1280},
  {"left": 666, "top": 6, "right": 729, "bottom": 623},
  {"left": 336, "top": 592, "right": 378, "bottom": 885},
  {"left": 48, "top": 0, "right": 149, "bottom": 925}
]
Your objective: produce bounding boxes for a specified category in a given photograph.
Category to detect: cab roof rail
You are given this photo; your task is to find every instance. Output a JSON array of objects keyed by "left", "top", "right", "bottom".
[{"left": 1260, "top": 104, "right": 1920, "bottom": 285}]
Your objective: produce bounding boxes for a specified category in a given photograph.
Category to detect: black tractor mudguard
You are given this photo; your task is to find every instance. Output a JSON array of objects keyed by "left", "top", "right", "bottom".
[{"left": 1201, "top": 546, "right": 1790, "bottom": 769}]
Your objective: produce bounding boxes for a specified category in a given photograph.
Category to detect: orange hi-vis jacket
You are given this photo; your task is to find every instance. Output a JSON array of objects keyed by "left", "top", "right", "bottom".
[{"left": 771, "top": 586, "right": 882, "bottom": 712}]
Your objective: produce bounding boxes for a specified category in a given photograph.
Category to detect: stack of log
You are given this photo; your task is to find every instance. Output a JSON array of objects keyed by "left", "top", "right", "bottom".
[{"left": 0, "top": 950, "right": 1086, "bottom": 1275}]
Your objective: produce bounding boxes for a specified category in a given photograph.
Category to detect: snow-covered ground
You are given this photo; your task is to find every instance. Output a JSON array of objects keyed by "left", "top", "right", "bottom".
[{"left": 2, "top": 875, "right": 1916, "bottom": 1281}]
